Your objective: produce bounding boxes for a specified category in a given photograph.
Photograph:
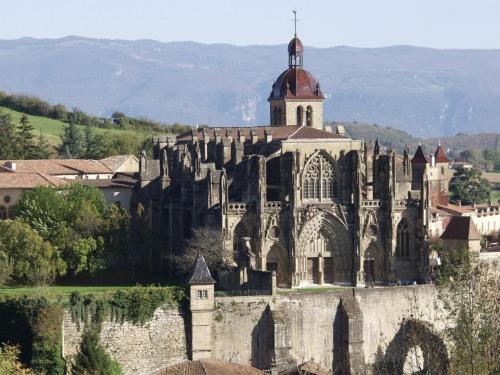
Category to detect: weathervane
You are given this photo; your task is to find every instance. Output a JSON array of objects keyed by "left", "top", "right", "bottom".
[{"left": 293, "top": 9, "right": 298, "bottom": 37}]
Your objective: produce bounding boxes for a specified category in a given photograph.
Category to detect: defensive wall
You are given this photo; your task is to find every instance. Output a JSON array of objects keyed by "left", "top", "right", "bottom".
[{"left": 62, "top": 285, "right": 447, "bottom": 375}]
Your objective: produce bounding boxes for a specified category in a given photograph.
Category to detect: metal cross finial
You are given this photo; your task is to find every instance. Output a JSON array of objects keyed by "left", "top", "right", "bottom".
[{"left": 293, "top": 9, "right": 298, "bottom": 37}]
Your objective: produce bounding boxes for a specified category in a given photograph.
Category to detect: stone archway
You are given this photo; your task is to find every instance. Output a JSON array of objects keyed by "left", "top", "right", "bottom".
[
  {"left": 265, "top": 243, "right": 287, "bottom": 287},
  {"left": 374, "top": 319, "right": 449, "bottom": 375},
  {"left": 296, "top": 211, "right": 353, "bottom": 285}
]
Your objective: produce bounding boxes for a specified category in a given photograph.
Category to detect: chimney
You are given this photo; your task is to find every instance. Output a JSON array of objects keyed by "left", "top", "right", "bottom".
[
  {"left": 457, "top": 200, "right": 461, "bottom": 207},
  {"left": 6, "top": 161, "right": 16, "bottom": 171}
]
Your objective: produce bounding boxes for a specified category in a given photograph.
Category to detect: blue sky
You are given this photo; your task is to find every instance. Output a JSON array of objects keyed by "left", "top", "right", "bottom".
[{"left": 1, "top": 0, "right": 499, "bottom": 48}]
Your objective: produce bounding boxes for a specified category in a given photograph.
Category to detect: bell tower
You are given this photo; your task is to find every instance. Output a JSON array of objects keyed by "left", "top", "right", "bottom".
[{"left": 268, "top": 11, "right": 325, "bottom": 129}]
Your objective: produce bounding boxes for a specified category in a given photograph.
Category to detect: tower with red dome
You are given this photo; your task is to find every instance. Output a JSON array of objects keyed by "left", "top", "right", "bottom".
[{"left": 268, "top": 34, "right": 324, "bottom": 129}]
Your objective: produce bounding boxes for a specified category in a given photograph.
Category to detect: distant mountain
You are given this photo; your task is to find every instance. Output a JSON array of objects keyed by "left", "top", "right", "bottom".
[{"left": 1, "top": 36, "right": 500, "bottom": 137}]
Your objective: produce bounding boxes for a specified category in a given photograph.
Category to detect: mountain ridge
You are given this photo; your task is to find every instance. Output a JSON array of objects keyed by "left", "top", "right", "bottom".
[{"left": 1, "top": 36, "right": 500, "bottom": 137}]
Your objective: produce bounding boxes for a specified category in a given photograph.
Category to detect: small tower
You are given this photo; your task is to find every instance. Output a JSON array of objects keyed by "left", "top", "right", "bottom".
[{"left": 188, "top": 253, "right": 216, "bottom": 360}]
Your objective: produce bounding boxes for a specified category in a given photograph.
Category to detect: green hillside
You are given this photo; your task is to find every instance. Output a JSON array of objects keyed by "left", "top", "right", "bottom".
[{"left": 0, "top": 106, "right": 159, "bottom": 145}]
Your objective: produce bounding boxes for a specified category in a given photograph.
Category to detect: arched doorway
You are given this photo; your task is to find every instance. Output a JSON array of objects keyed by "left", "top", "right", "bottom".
[
  {"left": 266, "top": 244, "right": 287, "bottom": 286},
  {"left": 364, "top": 242, "right": 385, "bottom": 285},
  {"left": 297, "top": 211, "right": 353, "bottom": 285}
]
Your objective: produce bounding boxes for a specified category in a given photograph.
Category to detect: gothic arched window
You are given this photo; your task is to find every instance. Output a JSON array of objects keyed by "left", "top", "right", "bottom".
[
  {"left": 397, "top": 220, "right": 410, "bottom": 257},
  {"left": 297, "top": 106, "right": 304, "bottom": 126},
  {"left": 306, "top": 105, "right": 313, "bottom": 127},
  {"left": 303, "top": 153, "right": 336, "bottom": 200}
]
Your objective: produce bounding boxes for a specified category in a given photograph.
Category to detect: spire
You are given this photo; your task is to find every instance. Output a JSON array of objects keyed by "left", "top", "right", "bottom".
[
  {"left": 293, "top": 9, "right": 298, "bottom": 37},
  {"left": 188, "top": 253, "right": 215, "bottom": 285},
  {"left": 288, "top": 10, "right": 304, "bottom": 68},
  {"left": 373, "top": 139, "right": 380, "bottom": 156}
]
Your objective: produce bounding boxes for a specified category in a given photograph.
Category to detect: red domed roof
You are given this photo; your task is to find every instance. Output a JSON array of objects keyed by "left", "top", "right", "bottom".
[
  {"left": 288, "top": 36, "right": 304, "bottom": 55},
  {"left": 269, "top": 67, "right": 324, "bottom": 100}
]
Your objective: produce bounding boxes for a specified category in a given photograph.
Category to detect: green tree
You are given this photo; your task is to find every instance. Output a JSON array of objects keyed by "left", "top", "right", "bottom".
[
  {"left": 437, "top": 254, "right": 499, "bottom": 374},
  {"left": 81, "top": 125, "right": 107, "bottom": 159},
  {"left": 72, "top": 326, "right": 122, "bottom": 375},
  {"left": 0, "top": 111, "right": 18, "bottom": 159},
  {"left": 16, "top": 114, "right": 37, "bottom": 159},
  {"left": 449, "top": 166, "right": 491, "bottom": 205},
  {"left": 0, "top": 219, "right": 66, "bottom": 285},
  {"left": 33, "top": 131, "right": 51, "bottom": 159},
  {"left": 58, "top": 118, "right": 82, "bottom": 158}
]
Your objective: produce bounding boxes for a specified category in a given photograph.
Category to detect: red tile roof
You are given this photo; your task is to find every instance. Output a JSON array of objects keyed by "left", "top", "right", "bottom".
[
  {"left": 434, "top": 145, "right": 449, "bottom": 163},
  {"left": 0, "top": 159, "right": 113, "bottom": 175},
  {"left": 269, "top": 67, "right": 324, "bottom": 100},
  {"left": 155, "top": 359, "right": 265, "bottom": 375},
  {"left": 0, "top": 172, "right": 68, "bottom": 189},
  {"left": 441, "top": 216, "right": 481, "bottom": 241}
]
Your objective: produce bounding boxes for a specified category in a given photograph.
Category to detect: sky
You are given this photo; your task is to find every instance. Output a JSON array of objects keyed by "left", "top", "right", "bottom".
[{"left": 1, "top": 0, "right": 500, "bottom": 49}]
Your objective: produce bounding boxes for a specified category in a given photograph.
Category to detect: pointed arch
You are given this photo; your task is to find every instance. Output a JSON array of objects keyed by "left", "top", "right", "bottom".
[
  {"left": 396, "top": 219, "right": 411, "bottom": 258},
  {"left": 302, "top": 151, "right": 337, "bottom": 200}
]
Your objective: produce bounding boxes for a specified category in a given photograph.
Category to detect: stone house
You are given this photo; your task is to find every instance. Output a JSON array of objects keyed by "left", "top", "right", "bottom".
[{"left": 138, "top": 35, "right": 446, "bottom": 287}]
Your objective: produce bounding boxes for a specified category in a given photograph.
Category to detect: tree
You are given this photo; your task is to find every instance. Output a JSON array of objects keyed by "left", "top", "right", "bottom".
[
  {"left": 58, "top": 118, "right": 82, "bottom": 158},
  {"left": 16, "top": 114, "right": 37, "bottom": 159},
  {"left": 437, "top": 253, "right": 499, "bottom": 374},
  {"left": 33, "top": 131, "right": 51, "bottom": 159},
  {"left": 0, "top": 219, "right": 66, "bottom": 286},
  {"left": 173, "top": 227, "right": 233, "bottom": 275},
  {"left": 72, "top": 326, "right": 122, "bottom": 375},
  {"left": 449, "top": 166, "right": 491, "bottom": 205},
  {"left": 81, "top": 125, "right": 106, "bottom": 159},
  {"left": 0, "top": 344, "right": 37, "bottom": 375},
  {"left": 13, "top": 185, "right": 129, "bottom": 277},
  {"left": 0, "top": 111, "right": 17, "bottom": 159}
]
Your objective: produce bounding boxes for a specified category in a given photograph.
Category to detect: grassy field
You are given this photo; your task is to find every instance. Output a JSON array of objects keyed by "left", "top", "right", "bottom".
[
  {"left": 0, "top": 286, "right": 138, "bottom": 300},
  {"left": 0, "top": 106, "right": 164, "bottom": 145}
]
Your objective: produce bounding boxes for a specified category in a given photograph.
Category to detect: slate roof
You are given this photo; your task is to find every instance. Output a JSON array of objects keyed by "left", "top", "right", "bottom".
[
  {"left": 176, "top": 126, "right": 347, "bottom": 143},
  {"left": 155, "top": 359, "right": 265, "bottom": 375},
  {"left": 411, "top": 145, "right": 430, "bottom": 164},
  {"left": 188, "top": 253, "right": 215, "bottom": 285},
  {"left": 441, "top": 216, "right": 481, "bottom": 241}
]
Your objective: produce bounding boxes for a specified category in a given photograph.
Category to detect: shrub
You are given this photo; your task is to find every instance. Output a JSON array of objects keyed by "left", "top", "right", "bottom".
[
  {"left": 0, "top": 252, "right": 14, "bottom": 286},
  {"left": 0, "top": 344, "right": 36, "bottom": 375},
  {"left": 72, "top": 326, "right": 122, "bottom": 375}
]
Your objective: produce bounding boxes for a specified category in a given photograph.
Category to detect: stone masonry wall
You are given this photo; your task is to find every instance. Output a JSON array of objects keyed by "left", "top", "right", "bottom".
[{"left": 62, "top": 307, "right": 188, "bottom": 375}]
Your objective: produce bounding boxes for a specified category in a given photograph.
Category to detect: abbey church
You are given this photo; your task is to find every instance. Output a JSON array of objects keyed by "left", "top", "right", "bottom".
[{"left": 139, "top": 34, "right": 449, "bottom": 288}]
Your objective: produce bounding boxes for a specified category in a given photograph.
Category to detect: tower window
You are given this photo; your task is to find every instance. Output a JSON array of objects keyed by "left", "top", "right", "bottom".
[
  {"left": 297, "top": 106, "right": 304, "bottom": 126},
  {"left": 197, "top": 290, "right": 208, "bottom": 299},
  {"left": 306, "top": 106, "right": 313, "bottom": 127}
]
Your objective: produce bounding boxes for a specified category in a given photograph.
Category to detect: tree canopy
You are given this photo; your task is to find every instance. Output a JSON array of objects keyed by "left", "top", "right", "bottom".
[{"left": 449, "top": 166, "right": 491, "bottom": 205}]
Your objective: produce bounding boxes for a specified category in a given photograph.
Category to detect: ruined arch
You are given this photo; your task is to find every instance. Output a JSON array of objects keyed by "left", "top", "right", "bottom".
[
  {"left": 375, "top": 319, "right": 449, "bottom": 375},
  {"left": 232, "top": 220, "right": 250, "bottom": 262},
  {"left": 297, "top": 211, "right": 352, "bottom": 284}
]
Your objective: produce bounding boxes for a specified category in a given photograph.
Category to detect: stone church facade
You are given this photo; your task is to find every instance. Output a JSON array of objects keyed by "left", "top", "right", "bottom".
[{"left": 139, "top": 35, "right": 440, "bottom": 288}]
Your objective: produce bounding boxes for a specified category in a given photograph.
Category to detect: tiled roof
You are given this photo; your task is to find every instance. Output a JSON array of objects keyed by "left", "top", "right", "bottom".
[
  {"left": 434, "top": 145, "right": 449, "bottom": 163},
  {"left": 0, "top": 159, "right": 113, "bottom": 175},
  {"left": 100, "top": 155, "right": 139, "bottom": 172},
  {"left": 177, "top": 126, "right": 346, "bottom": 143},
  {"left": 155, "top": 359, "right": 265, "bottom": 375},
  {"left": 441, "top": 216, "right": 481, "bottom": 241},
  {"left": 188, "top": 253, "right": 215, "bottom": 285},
  {"left": 269, "top": 67, "right": 324, "bottom": 100},
  {"left": 437, "top": 203, "right": 473, "bottom": 215},
  {"left": 411, "top": 146, "right": 430, "bottom": 164},
  {"left": 0, "top": 172, "right": 68, "bottom": 189}
]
